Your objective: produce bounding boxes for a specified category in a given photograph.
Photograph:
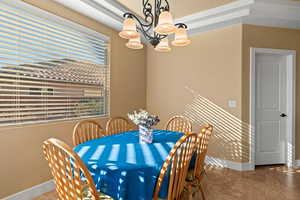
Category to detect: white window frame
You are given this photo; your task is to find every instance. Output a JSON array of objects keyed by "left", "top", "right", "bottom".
[{"left": 0, "top": 0, "right": 111, "bottom": 126}]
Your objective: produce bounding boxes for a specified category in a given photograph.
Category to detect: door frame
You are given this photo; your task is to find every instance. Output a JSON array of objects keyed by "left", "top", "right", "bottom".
[{"left": 250, "top": 48, "right": 296, "bottom": 170}]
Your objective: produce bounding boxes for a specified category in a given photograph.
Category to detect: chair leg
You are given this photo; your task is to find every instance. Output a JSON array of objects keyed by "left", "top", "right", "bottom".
[
  {"left": 199, "top": 183, "right": 206, "bottom": 200},
  {"left": 188, "top": 185, "right": 193, "bottom": 200}
]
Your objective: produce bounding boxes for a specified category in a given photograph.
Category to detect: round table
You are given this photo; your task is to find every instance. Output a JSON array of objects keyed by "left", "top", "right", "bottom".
[{"left": 73, "top": 129, "right": 183, "bottom": 200}]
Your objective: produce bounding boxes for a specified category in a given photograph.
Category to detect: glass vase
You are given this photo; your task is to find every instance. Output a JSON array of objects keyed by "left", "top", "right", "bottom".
[{"left": 139, "top": 125, "right": 153, "bottom": 144}]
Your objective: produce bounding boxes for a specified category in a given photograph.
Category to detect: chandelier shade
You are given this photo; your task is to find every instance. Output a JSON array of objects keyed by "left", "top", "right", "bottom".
[
  {"left": 172, "top": 27, "right": 191, "bottom": 46},
  {"left": 119, "top": 18, "right": 139, "bottom": 39},
  {"left": 155, "top": 38, "right": 171, "bottom": 52},
  {"left": 126, "top": 35, "right": 144, "bottom": 49},
  {"left": 154, "top": 11, "right": 176, "bottom": 35},
  {"left": 119, "top": 0, "right": 191, "bottom": 51}
]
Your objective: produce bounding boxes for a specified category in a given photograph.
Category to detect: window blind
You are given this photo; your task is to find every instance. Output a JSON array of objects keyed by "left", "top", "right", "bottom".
[{"left": 0, "top": 2, "right": 110, "bottom": 126}]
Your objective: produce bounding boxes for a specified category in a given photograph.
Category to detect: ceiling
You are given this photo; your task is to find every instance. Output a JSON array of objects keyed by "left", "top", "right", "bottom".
[
  {"left": 53, "top": 0, "right": 300, "bottom": 38},
  {"left": 260, "top": 0, "right": 300, "bottom": 6},
  {"left": 116, "top": 0, "right": 237, "bottom": 18}
]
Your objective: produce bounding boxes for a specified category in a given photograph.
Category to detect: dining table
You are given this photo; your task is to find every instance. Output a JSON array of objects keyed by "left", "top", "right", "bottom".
[{"left": 73, "top": 129, "right": 184, "bottom": 200}]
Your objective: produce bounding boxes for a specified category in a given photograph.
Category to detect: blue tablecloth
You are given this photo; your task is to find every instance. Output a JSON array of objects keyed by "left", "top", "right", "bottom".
[{"left": 73, "top": 130, "right": 183, "bottom": 200}]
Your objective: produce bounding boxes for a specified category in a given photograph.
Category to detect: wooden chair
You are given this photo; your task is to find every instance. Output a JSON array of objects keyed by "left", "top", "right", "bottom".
[
  {"left": 186, "top": 124, "right": 214, "bottom": 200},
  {"left": 43, "top": 138, "right": 99, "bottom": 200},
  {"left": 165, "top": 115, "right": 192, "bottom": 134},
  {"left": 105, "top": 117, "right": 130, "bottom": 136},
  {"left": 153, "top": 133, "right": 198, "bottom": 200},
  {"left": 73, "top": 120, "right": 105, "bottom": 146}
]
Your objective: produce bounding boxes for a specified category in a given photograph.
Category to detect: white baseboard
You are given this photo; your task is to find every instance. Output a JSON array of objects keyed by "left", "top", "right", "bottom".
[
  {"left": 205, "top": 156, "right": 253, "bottom": 171},
  {"left": 3, "top": 180, "right": 55, "bottom": 200},
  {"left": 206, "top": 157, "right": 300, "bottom": 170}
]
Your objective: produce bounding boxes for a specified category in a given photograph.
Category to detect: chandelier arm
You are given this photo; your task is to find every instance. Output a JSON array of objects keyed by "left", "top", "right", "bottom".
[
  {"left": 158, "top": 34, "right": 167, "bottom": 40},
  {"left": 155, "top": 0, "right": 161, "bottom": 26},
  {"left": 175, "top": 23, "right": 188, "bottom": 29},
  {"left": 123, "top": 13, "right": 162, "bottom": 41},
  {"left": 138, "top": 26, "right": 164, "bottom": 43},
  {"left": 143, "top": 0, "right": 153, "bottom": 24},
  {"left": 127, "top": 14, "right": 156, "bottom": 40},
  {"left": 164, "top": 0, "right": 170, "bottom": 11},
  {"left": 121, "top": 0, "right": 191, "bottom": 48},
  {"left": 137, "top": 27, "right": 153, "bottom": 40},
  {"left": 158, "top": 0, "right": 170, "bottom": 13},
  {"left": 123, "top": 13, "right": 152, "bottom": 28}
]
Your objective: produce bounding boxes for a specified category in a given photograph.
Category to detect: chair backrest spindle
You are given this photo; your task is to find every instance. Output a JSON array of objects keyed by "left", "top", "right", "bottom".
[
  {"left": 105, "top": 117, "right": 130, "bottom": 135},
  {"left": 194, "top": 124, "right": 213, "bottom": 179},
  {"left": 73, "top": 120, "right": 104, "bottom": 146},
  {"left": 153, "top": 133, "right": 197, "bottom": 200},
  {"left": 165, "top": 115, "right": 192, "bottom": 134},
  {"left": 43, "top": 138, "right": 99, "bottom": 200}
]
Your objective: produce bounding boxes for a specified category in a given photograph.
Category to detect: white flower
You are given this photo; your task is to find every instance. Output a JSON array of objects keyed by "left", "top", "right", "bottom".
[{"left": 127, "top": 109, "right": 159, "bottom": 128}]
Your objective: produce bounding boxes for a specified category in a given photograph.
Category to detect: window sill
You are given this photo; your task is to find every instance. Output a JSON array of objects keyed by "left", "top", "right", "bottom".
[{"left": 0, "top": 115, "right": 109, "bottom": 131}]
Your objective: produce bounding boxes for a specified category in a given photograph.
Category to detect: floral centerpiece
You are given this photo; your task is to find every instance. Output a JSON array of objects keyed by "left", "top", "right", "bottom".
[{"left": 128, "top": 110, "right": 160, "bottom": 144}]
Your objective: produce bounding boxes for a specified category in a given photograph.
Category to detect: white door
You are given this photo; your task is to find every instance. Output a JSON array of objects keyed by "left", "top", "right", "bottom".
[{"left": 255, "top": 54, "right": 287, "bottom": 165}]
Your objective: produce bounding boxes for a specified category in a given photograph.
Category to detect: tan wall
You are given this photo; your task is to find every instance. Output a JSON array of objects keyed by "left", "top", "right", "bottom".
[
  {"left": 241, "top": 24, "right": 300, "bottom": 160},
  {"left": 147, "top": 24, "right": 300, "bottom": 164},
  {"left": 0, "top": 0, "right": 147, "bottom": 198},
  {"left": 147, "top": 24, "right": 246, "bottom": 163},
  {"left": 2, "top": 2, "right": 299, "bottom": 198},
  {"left": 117, "top": 0, "right": 237, "bottom": 18}
]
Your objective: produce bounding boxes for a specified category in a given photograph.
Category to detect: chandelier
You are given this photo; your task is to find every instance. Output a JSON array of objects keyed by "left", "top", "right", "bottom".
[{"left": 119, "top": 0, "right": 191, "bottom": 52}]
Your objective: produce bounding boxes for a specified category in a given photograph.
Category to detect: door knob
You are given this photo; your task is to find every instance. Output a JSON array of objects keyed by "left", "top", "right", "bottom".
[{"left": 280, "top": 113, "right": 287, "bottom": 118}]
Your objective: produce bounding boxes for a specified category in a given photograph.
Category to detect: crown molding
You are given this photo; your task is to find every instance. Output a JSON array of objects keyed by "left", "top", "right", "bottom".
[
  {"left": 3, "top": 0, "right": 109, "bottom": 40},
  {"left": 173, "top": 0, "right": 253, "bottom": 35},
  {"left": 53, "top": 0, "right": 124, "bottom": 31},
  {"left": 177, "top": 0, "right": 300, "bottom": 35},
  {"left": 187, "top": 8, "right": 250, "bottom": 35},
  {"left": 243, "top": 1, "right": 300, "bottom": 30},
  {"left": 176, "top": 0, "right": 254, "bottom": 25},
  {"left": 51, "top": 0, "right": 300, "bottom": 37},
  {"left": 259, "top": 0, "right": 300, "bottom": 7},
  {"left": 53, "top": 0, "right": 150, "bottom": 43}
]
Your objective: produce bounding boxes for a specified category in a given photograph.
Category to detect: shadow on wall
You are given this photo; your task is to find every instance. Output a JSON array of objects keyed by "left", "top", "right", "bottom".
[{"left": 183, "top": 87, "right": 253, "bottom": 165}]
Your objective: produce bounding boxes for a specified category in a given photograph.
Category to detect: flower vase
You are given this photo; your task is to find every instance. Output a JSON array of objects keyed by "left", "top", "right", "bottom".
[{"left": 139, "top": 125, "right": 153, "bottom": 144}]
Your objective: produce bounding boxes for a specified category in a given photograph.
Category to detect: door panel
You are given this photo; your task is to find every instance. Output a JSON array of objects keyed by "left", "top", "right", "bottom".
[
  {"left": 257, "top": 121, "right": 280, "bottom": 153},
  {"left": 255, "top": 54, "right": 286, "bottom": 165},
  {"left": 258, "top": 60, "right": 279, "bottom": 110}
]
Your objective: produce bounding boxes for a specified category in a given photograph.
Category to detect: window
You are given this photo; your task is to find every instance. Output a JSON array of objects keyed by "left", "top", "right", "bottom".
[{"left": 0, "top": 1, "right": 110, "bottom": 126}]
